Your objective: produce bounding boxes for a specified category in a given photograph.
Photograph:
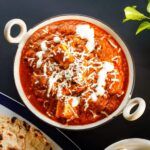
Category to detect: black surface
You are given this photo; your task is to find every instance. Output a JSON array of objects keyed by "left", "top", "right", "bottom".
[
  {"left": 0, "top": 0, "right": 150, "bottom": 149},
  {"left": 0, "top": 93, "right": 80, "bottom": 150}
]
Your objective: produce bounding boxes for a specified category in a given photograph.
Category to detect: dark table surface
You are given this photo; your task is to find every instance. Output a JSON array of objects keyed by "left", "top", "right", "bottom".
[{"left": 0, "top": 0, "right": 150, "bottom": 149}]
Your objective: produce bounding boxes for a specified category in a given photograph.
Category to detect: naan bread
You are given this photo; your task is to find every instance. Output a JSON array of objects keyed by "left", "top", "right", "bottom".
[{"left": 0, "top": 115, "right": 53, "bottom": 150}]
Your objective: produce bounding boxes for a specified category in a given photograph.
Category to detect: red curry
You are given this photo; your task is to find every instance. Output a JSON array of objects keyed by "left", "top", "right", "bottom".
[{"left": 20, "top": 20, "right": 129, "bottom": 125}]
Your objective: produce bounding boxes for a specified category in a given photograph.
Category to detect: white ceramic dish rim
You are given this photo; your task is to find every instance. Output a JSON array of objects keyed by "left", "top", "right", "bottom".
[{"left": 4, "top": 14, "right": 146, "bottom": 130}]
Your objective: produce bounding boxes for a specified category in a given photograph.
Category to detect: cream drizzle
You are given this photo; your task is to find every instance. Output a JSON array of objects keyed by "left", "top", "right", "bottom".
[
  {"left": 96, "top": 62, "right": 114, "bottom": 96},
  {"left": 36, "top": 51, "right": 45, "bottom": 68},
  {"left": 76, "top": 24, "right": 95, "bottom": 52},
  {"left": 41, "top": 40, "right": 48, "bottom": 51}
]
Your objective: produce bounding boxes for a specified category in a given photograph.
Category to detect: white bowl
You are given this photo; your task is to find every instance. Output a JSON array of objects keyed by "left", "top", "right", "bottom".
[
  {"left": 4, "top": 14, "right": 146, "bottom": 130},
  {"left": 105, "top": 138, "right": 150, "bottom": 150}
]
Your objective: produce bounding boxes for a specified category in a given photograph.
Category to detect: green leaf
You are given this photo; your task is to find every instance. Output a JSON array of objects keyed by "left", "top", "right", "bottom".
[
  {"left": 123, "top": 6, "right": 148, "bottom": 22},
  {"left": 147, "top": 0, "right": 150, "bottom": 13},
  {"left": 136, "top": 21, "right": 150, "bottom": 34}
]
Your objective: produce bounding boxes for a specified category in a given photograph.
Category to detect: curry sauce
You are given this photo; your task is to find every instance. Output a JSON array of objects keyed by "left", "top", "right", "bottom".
[{"left": 20, "top": 20, "right": 129, "bottom": 125}]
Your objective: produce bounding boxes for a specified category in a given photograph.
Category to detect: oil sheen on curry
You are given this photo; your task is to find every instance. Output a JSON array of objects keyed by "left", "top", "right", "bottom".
[{"left": 20, "top": 20, "right": 129, "bottom": 125}]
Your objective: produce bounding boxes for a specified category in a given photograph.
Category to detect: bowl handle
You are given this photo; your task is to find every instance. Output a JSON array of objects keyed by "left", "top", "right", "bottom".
[
  {"left": 4, "top": 19, "right": 27, "bottom": 43},
  {"left": 123, "top": 97, "right": 146, "bottom": 121}
]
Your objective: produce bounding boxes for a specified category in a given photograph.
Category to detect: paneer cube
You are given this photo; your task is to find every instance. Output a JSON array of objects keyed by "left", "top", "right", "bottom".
[
  {"left": 52, "top": 43, "right": 74, "bottom": 69},
  {"left": 55, "top": 99, "right": 78, "bottom": 119}
]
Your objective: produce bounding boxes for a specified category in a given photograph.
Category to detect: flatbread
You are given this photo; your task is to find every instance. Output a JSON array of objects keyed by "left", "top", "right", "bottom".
[{"left": 0, "top": 115, "right": 53, "bottom": 150}]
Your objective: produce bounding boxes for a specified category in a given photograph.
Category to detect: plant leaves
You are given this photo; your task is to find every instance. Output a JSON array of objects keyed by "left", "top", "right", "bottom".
[
  {"left": 123, "top": 6, "right": 147, "bottom": 22},
  {"left": 147, "top": 0, "right": 150, "bottom": 13},
  {"left": 136, "top": 21, "right": 150, "bottom": 34}
]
